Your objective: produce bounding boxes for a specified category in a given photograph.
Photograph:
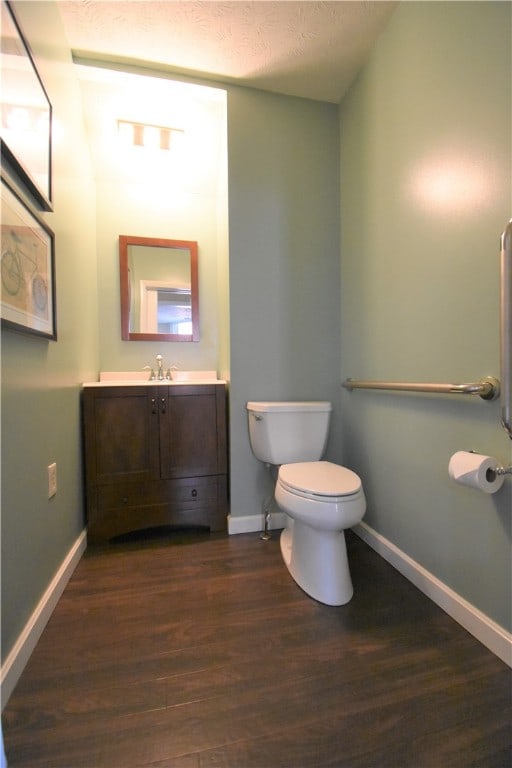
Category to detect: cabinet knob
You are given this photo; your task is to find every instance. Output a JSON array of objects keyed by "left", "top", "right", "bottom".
[
  {"left": 191, "top": 488, "right": 198, "bottom": 498},
  {"left": 160, "top": 397, "right": 167, "bottom": 414},
  {"left": 122, "top": 497, "right": 128, "bottom": 504}
]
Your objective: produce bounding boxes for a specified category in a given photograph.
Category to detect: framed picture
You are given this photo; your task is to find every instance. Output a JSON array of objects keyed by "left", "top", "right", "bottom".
[
  {"left": 1, "top": 174, "right": 56, "bottom": 340},
  {"left": 0, "top": 0, "right": 52, "bottom": 211}
]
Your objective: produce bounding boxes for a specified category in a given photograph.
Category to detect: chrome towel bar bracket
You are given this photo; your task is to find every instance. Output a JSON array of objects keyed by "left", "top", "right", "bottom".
[{"left": 342, "top": 376, "right": 500, "bottom": 401}]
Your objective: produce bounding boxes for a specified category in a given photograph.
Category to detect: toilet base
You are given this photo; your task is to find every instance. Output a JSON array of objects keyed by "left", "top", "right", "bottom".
[{"left": 280, "top": 521, "right": 354, "bottom": 606}]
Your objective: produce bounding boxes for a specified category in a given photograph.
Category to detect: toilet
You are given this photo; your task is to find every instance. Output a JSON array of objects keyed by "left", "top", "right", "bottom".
[{"left": 246, "top": 401, "right": 366, "bottom": 606}]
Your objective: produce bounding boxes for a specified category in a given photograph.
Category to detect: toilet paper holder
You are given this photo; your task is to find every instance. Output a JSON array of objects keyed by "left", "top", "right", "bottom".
[
  {"left": 469, "top": 451, "right": 512, "bottom": 480},
  {"left": 449, "top": 451, "right": 510, "bottom": 494},
  {"left": 468, "top": 451, "right": 512, "bottom": 480}
]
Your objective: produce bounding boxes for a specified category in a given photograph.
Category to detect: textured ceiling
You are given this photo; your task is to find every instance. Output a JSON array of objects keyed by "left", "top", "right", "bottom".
[{"left": 58, "top": 1, "right": 397, "bottom": 103}]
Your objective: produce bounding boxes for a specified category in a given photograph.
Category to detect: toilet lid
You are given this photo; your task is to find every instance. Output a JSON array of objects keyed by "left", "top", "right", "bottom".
[{"left": 278, "top": 461, "right": 361, "bottom": 498}]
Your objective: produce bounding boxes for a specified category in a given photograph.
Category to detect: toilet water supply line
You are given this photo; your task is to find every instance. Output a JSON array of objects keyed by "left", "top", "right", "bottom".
[{"left": 260, "top": 463, "right": 276, "bottom": 540}]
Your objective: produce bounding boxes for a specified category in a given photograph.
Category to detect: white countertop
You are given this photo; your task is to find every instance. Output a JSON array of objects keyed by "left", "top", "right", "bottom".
[
  {"left": 83, "top": 380, "right": 225, "bottom": 387},
  {"left": 83, "top": 371, "right": 225, "bottom": 387}
]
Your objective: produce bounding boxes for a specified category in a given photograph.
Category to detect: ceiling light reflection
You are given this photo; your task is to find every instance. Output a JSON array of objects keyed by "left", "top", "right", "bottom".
[{"left": 409, "top": 154, "right": 497, "bottom": 215}]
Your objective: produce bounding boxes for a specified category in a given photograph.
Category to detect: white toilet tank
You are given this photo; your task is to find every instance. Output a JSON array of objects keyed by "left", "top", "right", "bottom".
[{"left": 246, "top": 401, "right": 332, "bottom": 465}]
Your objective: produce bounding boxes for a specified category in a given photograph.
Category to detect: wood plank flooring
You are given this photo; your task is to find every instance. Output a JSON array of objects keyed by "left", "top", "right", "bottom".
[{"left": 2, "top": 529, "right": 511, "bottom": 767}]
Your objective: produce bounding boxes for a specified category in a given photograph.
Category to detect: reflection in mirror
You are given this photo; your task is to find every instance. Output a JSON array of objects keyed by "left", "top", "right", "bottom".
[{"left": 119, "top": 235, "right": 199, "bottom": 341}]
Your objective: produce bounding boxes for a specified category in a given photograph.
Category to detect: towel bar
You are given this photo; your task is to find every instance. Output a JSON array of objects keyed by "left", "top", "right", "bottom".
[
  {"left": 501, "top": 220, "right": 512, "bottom": 438},
  {"left": 342, "top": 376, "right": 500, "bottom": 401}
]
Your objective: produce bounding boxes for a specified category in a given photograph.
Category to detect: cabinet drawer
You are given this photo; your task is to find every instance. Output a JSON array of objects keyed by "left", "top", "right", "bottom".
[{"left": 97, "top": 477, "right": 219, "bottom": 511}]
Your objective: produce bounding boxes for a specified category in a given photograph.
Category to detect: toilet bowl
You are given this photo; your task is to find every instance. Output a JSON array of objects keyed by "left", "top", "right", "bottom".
[
  {"left": 276, "top": 461, "right": 366, "bottom": 605},
  {"left": 246, "top": 401, "right": 366, "bottom": 606}
]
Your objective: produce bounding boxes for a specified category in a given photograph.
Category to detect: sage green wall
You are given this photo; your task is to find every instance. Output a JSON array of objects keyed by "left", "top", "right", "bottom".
[
  {"left": 1, "top": 1, "right": 98, "bottom": 662},
  {"left": 228, "top": 87, "right": 342, "bottom": 521},
  {"left": 3, "top": 0, "right": 508, "bottom": 691},
  {"left": 86, "top": 80, "right": 228, "bottom": 376},
  {"left": 94, "top": 174, "right": 226, "bottom": 374},
  {"left": 339, "top": 1, "right": 511, "bottom": 629}
]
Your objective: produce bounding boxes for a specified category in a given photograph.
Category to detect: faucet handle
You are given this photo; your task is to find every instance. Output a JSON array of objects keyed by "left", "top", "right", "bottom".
[
  {"left": 143, "top": 364, "right": 156, "bottom": 380},
  {"left": 165, "top": 364, "right": 178, "bottom": 380}
]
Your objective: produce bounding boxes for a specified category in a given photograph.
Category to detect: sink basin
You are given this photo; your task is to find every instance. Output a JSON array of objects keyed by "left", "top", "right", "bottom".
[
  {"left": 99, "top": 371, "right": 149, "bottom": 382},
  {"left": 83, "top": 370, "right": 223, "bottom": 387},
  {"left": 170, "top": 370, "right": 218, "bottom": 382}
]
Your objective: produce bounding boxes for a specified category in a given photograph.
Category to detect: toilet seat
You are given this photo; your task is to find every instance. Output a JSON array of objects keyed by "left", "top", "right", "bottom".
[{"left": 278, "top": 461, "right": 361, "bottom": 502}]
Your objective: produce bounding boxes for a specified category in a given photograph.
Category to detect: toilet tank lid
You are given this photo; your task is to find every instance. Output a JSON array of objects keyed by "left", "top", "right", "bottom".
[{"left": 246, "top": 401, "right": 332, "bottom": 413}]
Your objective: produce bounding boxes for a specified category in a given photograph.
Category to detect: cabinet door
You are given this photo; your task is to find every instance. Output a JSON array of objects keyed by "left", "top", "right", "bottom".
[
  {"left": 159, "top": 385, "right": 226, "bottom": 479},
  {"left": 83, "top": 387, "right": 156, "bottom": 484}
]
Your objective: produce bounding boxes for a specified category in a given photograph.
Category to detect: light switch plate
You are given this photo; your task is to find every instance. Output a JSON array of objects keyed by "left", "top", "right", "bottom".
[{"left": 48, "top": 462, "right": 57, "bottom": 498}]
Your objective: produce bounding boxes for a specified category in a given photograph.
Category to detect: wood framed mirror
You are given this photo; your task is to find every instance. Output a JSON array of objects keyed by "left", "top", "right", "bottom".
[{"left": 119, "top": 235, "right": 199, "bottom": 342}]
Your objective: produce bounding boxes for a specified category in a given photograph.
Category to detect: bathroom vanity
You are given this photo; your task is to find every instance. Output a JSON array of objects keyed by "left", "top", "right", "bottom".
[{"left": 82, "top": 380, "right": 228, "bottom": 543}]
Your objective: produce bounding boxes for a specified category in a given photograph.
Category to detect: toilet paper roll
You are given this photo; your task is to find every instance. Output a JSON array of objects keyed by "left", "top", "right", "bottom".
[{"left": 448, "top": 451, "right": 504, "bottom": 494}]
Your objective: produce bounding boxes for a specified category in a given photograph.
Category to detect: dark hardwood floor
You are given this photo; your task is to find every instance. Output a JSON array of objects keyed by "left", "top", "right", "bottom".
[{"left": 2, "top": 529, "right": 511, "bottom": 767}]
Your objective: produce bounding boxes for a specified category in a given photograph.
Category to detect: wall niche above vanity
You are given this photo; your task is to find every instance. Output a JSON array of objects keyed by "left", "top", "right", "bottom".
[{"left": 119, "top": 235, "right": 200, "bottom": 342}]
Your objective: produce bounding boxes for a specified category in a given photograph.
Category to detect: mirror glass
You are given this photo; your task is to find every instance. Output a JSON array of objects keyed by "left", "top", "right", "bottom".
[{"left": 119, "top": 235, "right": 199, "bottom": 341}]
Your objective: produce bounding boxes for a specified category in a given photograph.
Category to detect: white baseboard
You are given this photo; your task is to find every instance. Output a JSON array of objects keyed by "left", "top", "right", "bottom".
[
  {"left": 228, "top": 511, "right": 287, "bottom": 535},
  {"left": 353, "top": 522, "right": 512, "bottom": 667},
  {"left": 1, "top": 529, "right": 87, "bottom": 710}
]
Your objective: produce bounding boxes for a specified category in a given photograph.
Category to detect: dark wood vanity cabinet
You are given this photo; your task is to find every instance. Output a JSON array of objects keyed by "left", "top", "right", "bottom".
[{"left": 82, "top": 384, "right": 228, "bottom": 543}]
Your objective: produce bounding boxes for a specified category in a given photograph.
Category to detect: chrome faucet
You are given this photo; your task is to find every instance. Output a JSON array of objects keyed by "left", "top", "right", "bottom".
[
  {"left": 157, "top": 355, "right": 177, "bottom": 380},
  {"left": 156, "top": 354, "right": 164, "bottom": 380},
  {"left": 144, "top": 356, "right": 176, "bottom": 381}
]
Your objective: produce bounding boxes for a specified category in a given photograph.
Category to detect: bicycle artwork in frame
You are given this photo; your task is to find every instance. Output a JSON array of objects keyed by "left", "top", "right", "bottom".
[{"left": 1, "top": 175, "right": 56, "bottom": 339}]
